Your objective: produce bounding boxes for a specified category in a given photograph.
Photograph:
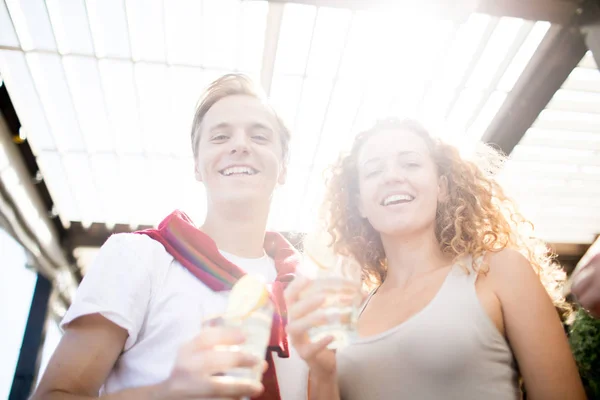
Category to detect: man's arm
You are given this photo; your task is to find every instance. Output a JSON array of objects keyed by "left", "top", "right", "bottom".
[
  {"left": 31, "top": 314, "right": 159, "bottom": 399},
  {"left": 32, "top": 314, "right": 263, "bottom": 400}
]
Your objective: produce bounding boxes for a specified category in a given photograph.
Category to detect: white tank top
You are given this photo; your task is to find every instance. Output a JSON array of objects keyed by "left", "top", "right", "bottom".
[{"left": 336, "top": 257, "right": 521, "bottom": 400}]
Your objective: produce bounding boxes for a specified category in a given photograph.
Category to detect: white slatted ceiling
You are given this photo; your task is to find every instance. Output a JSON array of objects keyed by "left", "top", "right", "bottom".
[
  {"left": 499, "top": 51, "right": 600, "bottom": 244},
  {"left": 267, "top": 6, "right": 551, "bottom": 233},
  {"left": 0, "top": 0, "right": 264, "bottom": 231},
  {"left": 3, "top": 0, "right": 589, "bottom": 245}
]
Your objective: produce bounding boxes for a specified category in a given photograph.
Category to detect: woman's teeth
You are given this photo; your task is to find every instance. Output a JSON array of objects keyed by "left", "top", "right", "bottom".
[{"left": 382, "top": 194, "right": 414, "bottom": 206}]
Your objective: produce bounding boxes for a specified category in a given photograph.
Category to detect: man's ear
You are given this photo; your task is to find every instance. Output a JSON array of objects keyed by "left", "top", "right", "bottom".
[
  {"left": 278, "top": 165, "right": 287, "bottom": 185},
  {"left": 195, "top": 163, "right": 203, "bottom": 183}
]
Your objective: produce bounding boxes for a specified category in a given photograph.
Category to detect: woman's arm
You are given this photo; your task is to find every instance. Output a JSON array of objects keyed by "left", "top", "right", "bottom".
[
  {"left": 308, "top": 371, "right": 340, "bottom": 400},
  {"left": 487, "top": 249, "right": 586, "bottom": 400},
  {"left": 285, "top": 276, "right": 340, "bottom": 400}
]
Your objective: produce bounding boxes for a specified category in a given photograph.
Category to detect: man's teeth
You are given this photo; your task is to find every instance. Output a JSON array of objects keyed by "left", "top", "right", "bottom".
[
  {"left": 221, "top": 166, "right": 257, "bottom": 176},
  {"left": 382, "top": 194, "right": 414, "bottom": 206}
]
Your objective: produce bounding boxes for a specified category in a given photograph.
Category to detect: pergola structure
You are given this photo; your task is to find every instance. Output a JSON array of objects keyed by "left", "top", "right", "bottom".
[{"left": 1, "top": 0, "right": 600, "bottom": 397}]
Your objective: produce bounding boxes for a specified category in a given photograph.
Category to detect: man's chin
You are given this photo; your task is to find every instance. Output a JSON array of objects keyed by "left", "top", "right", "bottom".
[{"left": 216, "top": 190, "right": 273, "bottom": 206}]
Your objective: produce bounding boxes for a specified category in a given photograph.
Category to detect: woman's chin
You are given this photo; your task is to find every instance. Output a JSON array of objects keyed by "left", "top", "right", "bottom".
[{"left": 374, "top": 220, "right": 435, "bottom": 238}]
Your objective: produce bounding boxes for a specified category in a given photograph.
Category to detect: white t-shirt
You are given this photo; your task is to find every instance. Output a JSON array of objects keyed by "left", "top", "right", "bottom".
[{"left": 60, "top": 233, "right": 308, "bottom": 399}]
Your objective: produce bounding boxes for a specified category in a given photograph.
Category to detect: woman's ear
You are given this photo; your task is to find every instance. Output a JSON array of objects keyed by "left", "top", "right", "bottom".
[
  {"left": 438, "top": 175, "right": 448, "bottom": 202},
  {"left": 357, "top": 194, "right": 367, "bottom": 219}
]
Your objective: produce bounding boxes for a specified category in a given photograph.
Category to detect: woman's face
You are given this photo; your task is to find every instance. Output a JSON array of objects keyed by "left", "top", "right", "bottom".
[{"left": 356, "top": 129, "right": 446, "bottom": 238}]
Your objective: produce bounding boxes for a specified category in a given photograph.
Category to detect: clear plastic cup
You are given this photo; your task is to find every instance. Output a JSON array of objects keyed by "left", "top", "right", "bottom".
[
  {"left": 202, "top": 301, "right": 274, "bottom": 384},
  {"left": 299, "top": 253, "right": 363, "bottom": 350}
]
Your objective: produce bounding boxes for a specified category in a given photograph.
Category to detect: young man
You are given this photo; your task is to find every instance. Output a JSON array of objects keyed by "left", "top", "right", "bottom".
[{"left": 32, "top": 74, "right": 308, "bottom": 399}]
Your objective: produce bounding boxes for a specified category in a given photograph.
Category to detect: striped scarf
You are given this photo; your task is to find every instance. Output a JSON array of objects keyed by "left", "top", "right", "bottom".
[{"left": 136, "top": 210, "right": 298, "bottom": 400}]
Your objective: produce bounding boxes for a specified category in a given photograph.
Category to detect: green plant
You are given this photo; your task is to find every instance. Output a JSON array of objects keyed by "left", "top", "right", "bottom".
[{"left": 569, "top": 308, "right": 600, "bottom": 399}]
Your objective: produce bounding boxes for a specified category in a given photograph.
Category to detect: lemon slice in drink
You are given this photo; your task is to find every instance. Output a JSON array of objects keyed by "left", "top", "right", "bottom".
[
  {"left": 226, "top": 275, "right": 270, "bottom": 319},
  {"left": 303, "top": 230, "right": 337, "bottom": 270}
]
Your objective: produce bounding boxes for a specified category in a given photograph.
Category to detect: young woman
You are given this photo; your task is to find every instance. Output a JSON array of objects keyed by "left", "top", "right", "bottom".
[{"left": 285, "top": 119, "right": 586, "bottom": 400}]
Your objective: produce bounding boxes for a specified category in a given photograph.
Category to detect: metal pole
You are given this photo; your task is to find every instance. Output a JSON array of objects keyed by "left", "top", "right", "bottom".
[{"left": 9, "top": 273, "right": 52, "bottom": 400}]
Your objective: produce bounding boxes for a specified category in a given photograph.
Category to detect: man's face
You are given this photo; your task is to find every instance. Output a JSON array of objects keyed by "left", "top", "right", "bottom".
[{"left": 194, "top": 95, "right": 286, "bottom": 206}]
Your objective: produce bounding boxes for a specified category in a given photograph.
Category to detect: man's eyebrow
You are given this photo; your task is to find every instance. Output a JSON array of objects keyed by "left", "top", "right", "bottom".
[
  {"left": 209, "top": 122, "right": 232, "bottom": 132},
  {"left": 248, "top": 122, "right": 274, "bottom": 132}
]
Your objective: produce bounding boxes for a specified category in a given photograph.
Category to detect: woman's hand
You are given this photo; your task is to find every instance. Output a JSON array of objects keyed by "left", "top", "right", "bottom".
[{"left": 285, "top": 275, "right": 338, "bottom": 377}]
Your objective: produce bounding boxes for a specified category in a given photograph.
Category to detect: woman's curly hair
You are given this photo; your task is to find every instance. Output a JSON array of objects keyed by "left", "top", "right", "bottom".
[{"left": 322, "top": 118, "right": 570, "bottom": 319}]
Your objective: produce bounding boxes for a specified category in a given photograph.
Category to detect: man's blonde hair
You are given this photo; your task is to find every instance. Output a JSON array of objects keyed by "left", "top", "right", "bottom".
[{"left": 191, "top": 74, "right": 290, "bottom": 163}]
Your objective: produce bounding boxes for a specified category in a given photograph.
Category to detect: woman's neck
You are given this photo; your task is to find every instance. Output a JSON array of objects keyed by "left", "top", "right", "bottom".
[{"left": 380, "top": 228, "right": 453, "bottom": 290}]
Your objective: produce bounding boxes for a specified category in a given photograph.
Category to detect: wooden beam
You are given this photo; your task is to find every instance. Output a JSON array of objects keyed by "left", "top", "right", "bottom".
[
  {"left": 550, "top": 239, "right": 598, "bottom": 274},
  {"left": 9, "top": 274, "right": 52, "bottom": 400},
  {"left": 550, "top": 243, "right": 592, "bottom": 258},
  {"left": 475, "top": 0, "right": 582, "bottom": 25},
  {"left": 580, "top": 1, "right": 600, "bottom": 67},
  {"left": 67, "top": 222, "right": 307, "bottom": 253},
  {"left": 66, "top": 222, "right": 154, "bottom": 249},
  {"left": 260, "top": 2, "right": 284, "bottom": 96},
  {"left": 481, "top": 22, "right": 587, "bottom": 154},
  {"left": 262, "top": 0, "right": 582, "bottom": 24}
]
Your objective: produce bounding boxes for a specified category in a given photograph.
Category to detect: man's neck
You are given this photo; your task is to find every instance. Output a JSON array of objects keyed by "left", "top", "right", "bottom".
[{"left": 200, "top": 201, "right": 270, "bottom": 258}]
